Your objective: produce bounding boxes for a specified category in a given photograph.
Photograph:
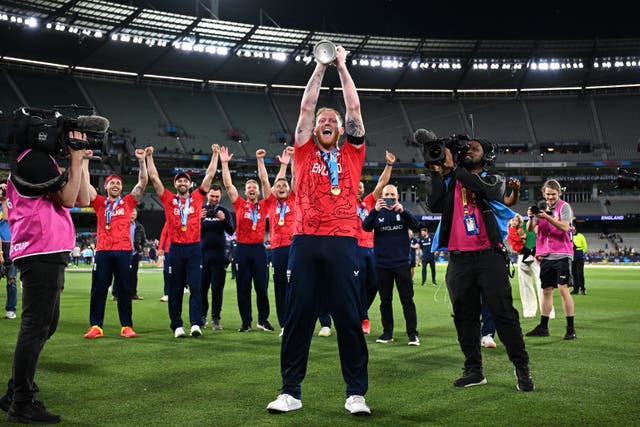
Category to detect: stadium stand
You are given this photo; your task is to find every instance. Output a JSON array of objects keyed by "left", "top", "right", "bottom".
[
  {"left": 8, "top": 69, "right": 86, "bottom": 110},
  {"left": 594, "top": 94, "right": 640, "bottom": 160}
]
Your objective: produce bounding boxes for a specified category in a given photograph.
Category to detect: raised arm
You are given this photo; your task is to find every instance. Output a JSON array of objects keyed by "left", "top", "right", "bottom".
[
  {"left": 275, "top": 146, "right": 295, "bottom": 188},
  {"left": 76, "top": 150, "right": 93, "bottom": 207},
  {"left": 335, "top": 46, "right": 364, "bottom": 138},
  {"left": 504, "top": 178, "right": 521, "bottom": 207},
  {"left": 219, "top": 146, "right": 239, "bottom": 203},
  {"left": 145, "top": 146, "right": 165, "bottom": 197},
  {"left": 296, "top": 62, "right": 328, "bottom": 146},
  {"left": 256, "top": 148, "right": 271, "bottom": 197},
  {"left": 371, "top": 150, "right": 396, "bottom": 200},
  {"left": 54, "top": 132, "right": 85, "bottom": 208},
  {"left": 201, "top": 144, "right": 220, "bottom": 192},
  {"left": 131, "top": 148, "right": 148, "bottom": 202}
]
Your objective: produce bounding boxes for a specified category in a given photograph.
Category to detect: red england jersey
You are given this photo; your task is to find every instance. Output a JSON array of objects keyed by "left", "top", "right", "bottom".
[
  {"left": 159, "top": 223, "right": 171, "bottom": 253},
  {"left": 232, "top": 197, "right": 268, "bottom": 244},
  {"left": 92, "top": 193, "right": 138, "bottom": 251},
  {"left": 356, "top": 193, "right": 376, "bottom": 248},
  {"left": 160, "top": 187, "right": 206, "bottom": 244},
  {"left": 265, "top": 192, "right": 296, "bottom": 249},
  {"left": 293, "top": 137, "right": 365, "bottom": 237}
]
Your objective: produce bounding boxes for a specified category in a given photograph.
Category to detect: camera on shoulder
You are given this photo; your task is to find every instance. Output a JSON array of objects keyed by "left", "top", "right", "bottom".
[{"left": 414, "top": 128, "right": 470, "bottom": 165}]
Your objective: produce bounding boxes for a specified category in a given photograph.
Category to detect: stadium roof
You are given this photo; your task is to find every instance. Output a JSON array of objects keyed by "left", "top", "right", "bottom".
[{"left": 1, "top": 0, "right": 639, "bottom": 92}]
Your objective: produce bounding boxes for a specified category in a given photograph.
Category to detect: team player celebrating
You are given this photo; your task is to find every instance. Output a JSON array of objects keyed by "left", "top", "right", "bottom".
[
  {"left": 147, "top": 145, "right": 219, "bottom": 338},
  {"left": 267, "top": 45, "right": 371, "bottom": 416},
  {"left": 84, "top": 149, "right": 148, "bottom": 339},
  {"left": 220, "top": 147, "right": 274, "bottom": 332}
]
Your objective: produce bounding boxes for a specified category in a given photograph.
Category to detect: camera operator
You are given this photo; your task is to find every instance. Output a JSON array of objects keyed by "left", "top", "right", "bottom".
[
  {"left": 200, "top": 184, "right": 234, "bottom": 330},
  {"left": 0, "top": 131, "right": 90, "bottom": 424},
  {"left": 426, "top": 138, "right": 533, "bottom": 392},
  {"left": 525, "top": 179, "right": 576, "bottom": 340}
]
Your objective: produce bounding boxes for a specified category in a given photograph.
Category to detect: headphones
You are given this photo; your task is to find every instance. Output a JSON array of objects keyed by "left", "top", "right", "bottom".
[{"left": 475, "top": 138, "right": 496, "bottom": 167}]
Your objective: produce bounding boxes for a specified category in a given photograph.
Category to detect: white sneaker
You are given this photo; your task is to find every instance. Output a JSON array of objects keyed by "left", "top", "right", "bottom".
[
  {"left": 174, "top": 327, "right": 187, "bottom": 338},
  {"left": 481, "top": 335, "right": 497, "bottom": 348},
  {"left": 267, "top": 394, "right": 302, "bottom": 413},
  {"left": 4, "top": 311, "right": 16, "bottom": 319},
  {"left": 279, "top": 328, "right": 284, "bottom": 337},
  {"left": 318, "top": 326, "right": 331, "bottom": 337},
  {"left": 184, "top": 287, "right": 190, "bottom": 294},
  {"left": 344, "top": 395, "right": 371, "bottom": 415},
  {"left": 160, "top": 295, "right": 168, "bottom": 302},
  {"left": 523, "top": 255, "right": 535, "bottom": 264},
  {"left": 190, "top": 325, "right": 202, "bottom": 337}
]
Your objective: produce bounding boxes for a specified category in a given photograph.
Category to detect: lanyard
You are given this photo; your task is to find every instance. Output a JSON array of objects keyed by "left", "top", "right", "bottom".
[
  {"left": 357, "top": 200, "right": 367, "bottom": 222},
  {"left": 320, "top": 148, "right": 340, "bottom": 194},
  {"left": 461, "top": 186, "right": 476, "bottom": 215},
  {"left": 105, "top": 197, "right": 121, "bottom": 229},
  {"left": 176, "top": 193, "right": 191, "bottom": 230}
]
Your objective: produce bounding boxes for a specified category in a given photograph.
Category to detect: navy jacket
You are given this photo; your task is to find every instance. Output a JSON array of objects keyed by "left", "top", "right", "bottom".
[{"left": 362, "top": 207, "right": 418, "bottom": 269}]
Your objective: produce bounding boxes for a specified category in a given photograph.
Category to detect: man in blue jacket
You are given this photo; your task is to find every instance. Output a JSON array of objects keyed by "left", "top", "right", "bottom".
[{"left": 362, "top": 184, "right": 419, "bottom": 346}]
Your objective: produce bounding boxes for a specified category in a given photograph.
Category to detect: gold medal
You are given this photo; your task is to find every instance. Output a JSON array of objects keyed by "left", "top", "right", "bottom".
[
  {"left": 252, "top": 224, "right": 257, "bottom": 231},
  {"left": 331, "top": 186, "right": 341, "bottom": 195},
  {"left": 278, "top": 219, "right": 285, "bottom": 226},
  {"left": 106, "top": 225, "right": 110, "bottom": 230},
  {"left": 181, "top": 226, "right": 187, "bottom": 232}
]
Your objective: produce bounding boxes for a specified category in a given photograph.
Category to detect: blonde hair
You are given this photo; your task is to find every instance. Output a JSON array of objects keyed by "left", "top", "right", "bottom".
[
  {"left": 541, "top": 179, "right": 562, "bottom": 196},
  {"left": 315, "top": 108, "right": 343, "bottom": 127}
]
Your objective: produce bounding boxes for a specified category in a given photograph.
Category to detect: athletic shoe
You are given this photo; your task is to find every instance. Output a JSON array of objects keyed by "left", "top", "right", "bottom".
[
  {"left": 212, "top": 319, "right": 222, "bottom": 330},
  {"left": 421, "top": 282, "right": 426, "bottom": 286},
  {"left": 4, "top": 311, "right": 16, "bottom": 319},
  {"left": 174, "top": 327, "right": 187, "bottom": 338},
  {"left": 453, "top": 370, "right": 487, "bottom": 388},
  {"left": 257, "top": 320, "right": 275, "bottom": 331},
  {"left": 523, "top": 255, "right": 535, "bottom": 264},
  {"left": 238, "top": 325, "right": 252, "bottom": 332},
  {"left": 279, "top": 328, "right": 284, "bottom": 337},
  {"left": 83, "top": 326, "right": 104, "bottom": 339},
  {"left": 580, "top": 289, "right": 586, "bottom": 295},
  {"left": 190, "top": 325, "right": 202, "bottom": 337},
  {"left": 481, "top": 335, "right": 497, "bottom": 348},
  {"left": 7, "top": 399, "right": 61, "bottom": 424},
  {"left": 570, "top": 289, "right": 579, "bottom": 295},
  {"left": 408, "top": 334, "right": 420, "bottom": 346},
  {"left": 120, "top": 326, "right": 137, "bottom": 338},
  {"left": 376, "top": 332, "right": 394, "bottom": 344},
  {"left": 432, "top": 282, "right": 437, "bottom": 286},
  {"left": 361, "top": 319, "right": 371, "bottom": 334},
  {"left": 525, "top": 325, "right": 550, "bottom": 337},
  {"left": 160, "top": 295, "right": 168, "bottom": 302},
  {"left": 266, "top": 394, "right": 302, "bottom": 413},
  {"left": 318, "top": 326, "right": 331, "bottom": 337},
  {"left": 111, "top": 295, "right": 117, "bottom": 301},
  {"left": 0, "top": 391, "right": 11, "bottom": 412},
  {"left": 132, "top": 294, "right": 144, "bottom": 300},
  {"left": 515, "top": 366, "right": 535, "bottom": 392},
  {"left": 344, "top": 395, "right": 371, "bottom": 416},
  {"left": 564, "top": 329, "right": 577, "bottom": 340}
]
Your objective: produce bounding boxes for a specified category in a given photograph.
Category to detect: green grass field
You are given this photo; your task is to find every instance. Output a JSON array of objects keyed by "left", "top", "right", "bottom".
[{"left": 0, "top": 265, "right": 639, "bottom": 426}]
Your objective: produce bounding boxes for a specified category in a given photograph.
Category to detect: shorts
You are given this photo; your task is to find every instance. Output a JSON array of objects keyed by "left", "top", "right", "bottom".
[{"left": 539, "top": 258, "right": 572, "bottom": 288}]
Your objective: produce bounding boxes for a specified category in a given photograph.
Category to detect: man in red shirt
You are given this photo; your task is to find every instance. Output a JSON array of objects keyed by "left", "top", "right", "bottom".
[
  {"left": 84, "top": 149, "right": 148, "bottom": 339},
  {"left": 267, "top": 45, "right": 371, "bottom": 416},
  {"left": 357, "top": 150, "right": 395, "bottom": 335},
  {"left": 147, "top": 144, "right": 219, "bottom": 338},
  {"left": 220, "top": 146, "right": 274, "bottom": 332},
  {"left": 257, "top": 146, "right": 295, "bottom": 336}
]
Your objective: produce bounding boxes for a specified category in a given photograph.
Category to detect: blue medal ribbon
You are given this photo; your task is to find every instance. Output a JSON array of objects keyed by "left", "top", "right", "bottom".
[
  {"left": 249, "top": 203, "right": 259, "bottom": 230},
  {"left": 320, "top": 148, "right": 340, "bottom": 191},
  {"left": 357, "top": 201, "right": 367, "bottom": 222},
  {"left": 176, "top": 193, "right": 191, "bottom": 230},
  {"left": 105, "top": 197, "right": 121, "bottom": 229},
  {"left": 278, "top": 200, "right": 287, "bottom": 225}
]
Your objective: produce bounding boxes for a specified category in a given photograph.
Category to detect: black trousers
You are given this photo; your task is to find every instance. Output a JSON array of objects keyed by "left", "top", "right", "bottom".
[
  {"left": 377, "top": 266, "right": 418, "bottom": 337},
  {"left": 571, "top": 258, "right": 585, "bottom": 291},
  {"left": 446, "top": 250, "right": 529, "bottom": 372},
  {"left": 5, "top": 259, "right": 65, "bottom": 402},
  {"left": 201, "top": 248, "right": 227, "bottom": 321},
  {"left": 421, "top": 258, "right": 436, "bottom": 284}
]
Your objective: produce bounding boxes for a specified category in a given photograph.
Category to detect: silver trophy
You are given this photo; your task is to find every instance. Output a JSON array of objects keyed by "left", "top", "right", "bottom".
[{"left": 313, "top": 40, "right": 337, "bottom": 65}]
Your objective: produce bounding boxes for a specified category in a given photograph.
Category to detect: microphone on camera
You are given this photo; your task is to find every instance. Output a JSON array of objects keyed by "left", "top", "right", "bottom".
[
  {"left": 76, "top": 115, "right": 110, "bottom": 133},
  {"left": 414, "top": 128, "right": 438, "bottom": 144}
]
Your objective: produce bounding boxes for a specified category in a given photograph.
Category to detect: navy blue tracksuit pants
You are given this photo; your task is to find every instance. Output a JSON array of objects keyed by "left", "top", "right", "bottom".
[
  {"left": 281, "top": 235, "right": 368, "bottom": 399},
  {"left": 168, "top": 242, "right": 203, "bottom": 331},
  {"left": 90, "top": 250, "right": 133, "bottom": 328},
  {"left": 201, "top": 248, "right": 227, "bottom": 322},
  {"left": 357, "top": 246, "right": 377, "bottom": 320},
  {"left": 271, "top": 245, "right": 290, "bottom": 328},
  {"left": 236, "top": 243, "right": 269, "bottom": 327}
]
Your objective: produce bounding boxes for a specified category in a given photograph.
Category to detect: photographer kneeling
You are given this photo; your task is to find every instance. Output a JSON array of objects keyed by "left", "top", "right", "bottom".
[
  {"left": 0, "top": 131, "right": 90, "bottom": 424},
  {"left": 426, "top": 137, "right": 533, "bottom": 392}
]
